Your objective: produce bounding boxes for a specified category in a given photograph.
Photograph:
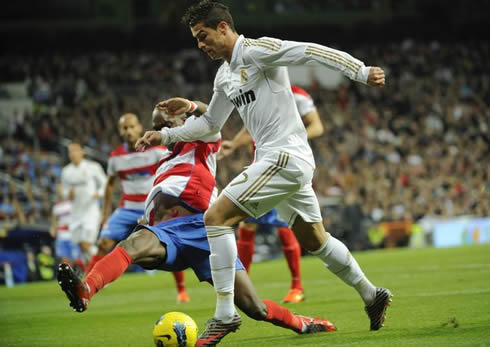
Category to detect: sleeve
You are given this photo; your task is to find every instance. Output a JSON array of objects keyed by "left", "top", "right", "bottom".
[
  {"left": 161, "top": 89, "right": 234, "bottom": 145},
  {"left": 243, "top": 37, "right": 370, "bottom": 84}
]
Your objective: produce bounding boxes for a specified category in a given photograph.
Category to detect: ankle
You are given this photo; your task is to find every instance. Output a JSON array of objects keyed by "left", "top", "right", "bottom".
[{"left": 354, "top": 278, "right": 376, "bottom": 305}]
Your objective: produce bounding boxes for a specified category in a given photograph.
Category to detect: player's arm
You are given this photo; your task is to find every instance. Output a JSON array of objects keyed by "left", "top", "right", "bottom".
[
  {"left": 101, "top": 175, "right": 116, "bottom": 227},
  {"left": 245, "top": 38, "right": 384, "bottom": 87},
  {"left": 155, "top": 98, "right": 209, "bottom": 116},
  {"left": 137, "top": 90, "right": 234, "bottom": 150},
  {"left": 218, "top": 126, "right": 253, "bottom": 160},
  {"left": 302, "top": 109, "right": 324, "bottom": 140},
  {"left": 92, "top": 163, "right": 107, "bottom": 199}
]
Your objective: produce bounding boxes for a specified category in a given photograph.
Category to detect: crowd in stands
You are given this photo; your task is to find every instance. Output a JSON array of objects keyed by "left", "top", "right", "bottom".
[
  {"left": 0, "top": 138, "right": 59, "bottom": 224},
  {"left": 1, "top": 40, "right": 488, "bottom": 241}
]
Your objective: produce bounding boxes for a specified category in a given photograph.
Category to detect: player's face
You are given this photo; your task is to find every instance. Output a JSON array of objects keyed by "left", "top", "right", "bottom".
[
  {"left": 191, "top": 22, "right": 227, "bottom": 60},
  {"left": 119, "top": 117, "right": 142, "bottom": 144},
  {"left": 152, "top": 113, "right": 175, "bottom": 130},
  {"left": 68, "top": 143, "right": 84, "bottom": 165},
  {"left": 152, "top": 115, "right": 167, "bottom": 131}
]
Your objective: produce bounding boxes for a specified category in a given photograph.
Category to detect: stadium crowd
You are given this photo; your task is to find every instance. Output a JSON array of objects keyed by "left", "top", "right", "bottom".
[{"left": 1, "top": 40, "right": 488, "bottom": 243}]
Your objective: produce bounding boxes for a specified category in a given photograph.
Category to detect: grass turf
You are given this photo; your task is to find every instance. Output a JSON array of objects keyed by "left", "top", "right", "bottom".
[{"left": 1, "top": 244, "right": 490, "bottom": 346}]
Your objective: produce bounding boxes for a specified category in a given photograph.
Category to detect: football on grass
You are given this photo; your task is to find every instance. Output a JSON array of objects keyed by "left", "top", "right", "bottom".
[{"left": 152, "top": 311, "right": 198, "bottom": 347}]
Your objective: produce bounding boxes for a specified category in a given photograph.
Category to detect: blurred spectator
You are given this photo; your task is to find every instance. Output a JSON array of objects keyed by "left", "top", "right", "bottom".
[{"left": 0, "top": 40, "right": 488, "bottom": 233}]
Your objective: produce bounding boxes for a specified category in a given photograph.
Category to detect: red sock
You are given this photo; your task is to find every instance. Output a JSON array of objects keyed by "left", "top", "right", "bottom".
[
  {"left": 74, "top": 258, "right": 86, "bottom": 274},
  {"left": 277, "top": 227, "right": 303, "bottom": 290},
  {"left": 85, "top": 247, "right": 132, "bottom": 299},
  {"left": 263, "top": 300, "right": 303, "bottom": 333},
  {"left": 85, "top": 254, "right": 104, "bottom": 275},
  {"left": 237, "top": 226, "right": 255, "bottom": 273},
  {"left": 172, "top": 271, "right": 186, "bottom": 293}
]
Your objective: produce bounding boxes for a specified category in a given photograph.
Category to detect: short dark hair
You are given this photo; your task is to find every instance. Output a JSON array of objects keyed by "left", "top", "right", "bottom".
[{"left": 182, "top": 0, "right": 236, "bottom": 32}]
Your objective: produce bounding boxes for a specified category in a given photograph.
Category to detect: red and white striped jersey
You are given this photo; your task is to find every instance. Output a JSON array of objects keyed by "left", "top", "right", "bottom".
[
  {"left": 291, "top": 85, "right": 316, "bottom": 117},
  {"left": 145, "top": 138, "right": 221, "bottom": 224},
  {"left": 52, "top": 200, "right": 72, "bottom": 240},
  {"left": 108, "top": 144, "right": 169, "bottom": 210}
]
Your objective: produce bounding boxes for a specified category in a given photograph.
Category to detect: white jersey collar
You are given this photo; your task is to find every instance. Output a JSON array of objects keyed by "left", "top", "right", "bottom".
[{"left": 229, "top": 34, "right": 245, "bottom": 68}]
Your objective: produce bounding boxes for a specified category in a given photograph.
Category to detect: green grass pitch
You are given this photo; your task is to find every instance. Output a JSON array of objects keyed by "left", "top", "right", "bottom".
[{"left": 1, "top": 244, "right": 490, "bottom": 346}]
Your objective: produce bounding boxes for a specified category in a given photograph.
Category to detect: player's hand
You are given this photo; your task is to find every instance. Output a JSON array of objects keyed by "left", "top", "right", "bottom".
[
  {"left": 156, "top": 97, "right": 191, "bottom": 115},
  {"left": 68, "top": 187, "right": 75, "bottom": 200},
  {"left": 136, "top": 131, "right": 163, "bottom": 151},
  {"left": 367, "top": 66, "right": 385, "bottom": 87},
  {"left": 217, "top": 140, "right": 235, "bottom": 160}
]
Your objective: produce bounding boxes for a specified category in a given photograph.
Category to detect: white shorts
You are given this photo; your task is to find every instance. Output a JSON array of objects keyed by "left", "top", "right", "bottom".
[
  {"left": 69, "top": 216, "right": 100, "bottom": 244},
  {"left": 223, "top": 151, "right": 322, "bottom": 226}
]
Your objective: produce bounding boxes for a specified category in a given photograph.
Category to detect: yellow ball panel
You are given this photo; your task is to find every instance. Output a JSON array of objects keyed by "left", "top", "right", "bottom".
[{"left": 152, "top": 312, "right": 198, "bottom": 347}]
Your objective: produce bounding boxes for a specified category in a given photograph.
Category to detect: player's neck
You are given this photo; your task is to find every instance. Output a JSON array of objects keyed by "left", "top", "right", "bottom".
[{"left": 125, "top": 141, "right": 136, "bottom": 152}]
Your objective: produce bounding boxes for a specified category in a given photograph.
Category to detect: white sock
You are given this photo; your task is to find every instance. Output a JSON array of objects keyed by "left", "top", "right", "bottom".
[
  {"left": 311, "top": 234, "right": 376, "bottom": 304},
  {"left": 207, "top": 226, "right": 237, "bottom": 322}
]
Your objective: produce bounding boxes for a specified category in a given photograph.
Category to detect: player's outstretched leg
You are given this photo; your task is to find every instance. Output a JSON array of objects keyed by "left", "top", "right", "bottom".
[
  {"left": 234, "top": 270, "right": 336, "bottom": 334},
  {"left": 57, "top": 229, "right": 166, "bottom": 312},
  {"left": 58, "top": 263, "right": 91, "bottom": 312},
  {"left": 277, "top": 226, "right": 304, "bottom": 303},
  {"left": 58, "top": 246, "right": 131, "bottom": 312},
  {"left": 85, "top": 237, "right": 116, "bottom": 274}
]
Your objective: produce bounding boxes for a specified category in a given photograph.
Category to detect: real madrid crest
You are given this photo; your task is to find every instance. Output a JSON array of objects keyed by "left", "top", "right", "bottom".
[{"left": 240, "top": 68, "right": 248, "bottom": 84}]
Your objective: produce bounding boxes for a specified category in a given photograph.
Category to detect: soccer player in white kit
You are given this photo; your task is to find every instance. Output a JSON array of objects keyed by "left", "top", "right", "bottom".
[
  {"left": 218, "top": 84, "right": 324, "bottom": 304},
  {"left": 61, "top": 142, "right": 107, "bottom": 269},
  {"left": 137, "top": 1, "right": 392, "bottom": 344}
]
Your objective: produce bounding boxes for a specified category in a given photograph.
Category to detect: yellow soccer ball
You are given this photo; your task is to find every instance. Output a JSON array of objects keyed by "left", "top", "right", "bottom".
[{"left": 152, "top": 312, "right": 198, "bottom": 347}]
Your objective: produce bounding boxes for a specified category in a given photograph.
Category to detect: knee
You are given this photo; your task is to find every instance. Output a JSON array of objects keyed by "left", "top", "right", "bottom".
[
  {"left": 204, "top": 209, "right": 222, "bottom": 226},
  {"left": 118, "top": 230, "right": 162, "bottom": 262},
  {"left": 118, "top": 238, "right": 138, "bottom": 259},
  {"left": 291, "top": 221, "right": 327, "bottom": 252}
]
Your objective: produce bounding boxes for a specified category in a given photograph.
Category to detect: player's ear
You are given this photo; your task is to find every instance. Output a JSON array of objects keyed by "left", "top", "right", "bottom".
[{"left": 217, "top": 21, "right": 228, "bottom": 34}]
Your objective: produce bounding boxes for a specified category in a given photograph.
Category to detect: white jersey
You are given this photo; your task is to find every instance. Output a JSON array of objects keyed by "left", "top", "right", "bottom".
[
  {"left": 61, "top": 159, "right": 106, "bottom": 222},
  {"left": 162, "top": 35, "right": 369, "bottom": 168},
  {"left": 107, "top": 144, "right": 168, "bottom": 210},
  {"left": 52, "top": 200, "right": 72, "bottom": 241}
]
